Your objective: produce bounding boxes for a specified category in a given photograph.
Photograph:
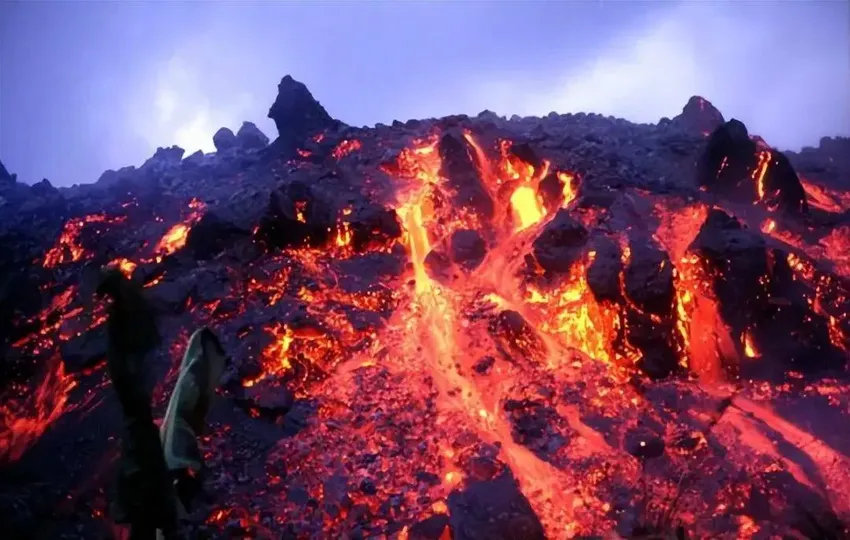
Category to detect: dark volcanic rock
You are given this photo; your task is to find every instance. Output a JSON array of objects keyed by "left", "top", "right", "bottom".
[
  {"left": 489, "top": 310, "right": 545, "bottom": 360},
  {"left": 467, "top": 455, "right": 500, "bottom": 481},
  {"left": 408, "top": 514, "right": 451, "bottom": 540},
  {"left": 145, "top": 277, "right": 194, "bottom": 313},
  {"left": 473, "top": 355, "right": 495, "bottom": 375},
  {"left": 509, "top": 141, "right": 543, "bottom": 171},
  {"left": 186, "top": 211, "right": 251, "bottom": 260},
  {"left": 267, "top": 75, "right": 337, "bottom": 154},
  {"left": 236, "top": 121, "right": 269, "bottom": 150},
  {"left": 347, "top": 203, "right": 402, "bottom": 252},
  {"left": 257, "top": 179, "right": 400, "bottom": 252},
  {"left": 672, "top": 95, "right": 724, "bottom": 134},
  {"left": 450, "top": 229, "right": 487, "bottom": 270},
  {"left": 698, "top": 119, "right": 808, "bottom": 215},
  {"left": 586, "top": 235, "right": 622, "bottom": 302},
  {"left": 689, "top": 209, "right": 845, "bottom": 378},
  {"left": 503, "top": 398, "right": 566, "bottom": 455},
  {"left": 531, "top": 209, "right": 589, "bottom": 273},
  {"left": 537, "top": 170, "right": 574, "bottom": 213},
  {"left": 30, "top": 179, "right": 58, "bottom": 198},
  {"left": 689, "top": 209, "right": 768, "bottom": 334},
  {"left": 257, "top": 180, "right": 336, "bottom": 248},
  {"left": 787, "top": 136, "right": 850, "bottom": 191},
  {"left": 764, "top": 150, "right": 809, "bottom": 215},
  {"left": 447, "top": 471, "right": 545, "bottom": 540},
  {"left": 424, "top": 249, "right": 452, "bottom": 282},
  {"left": 0, "top": 160, "right": 13, "bottom": 185},
  {"left": 438, "top": 131, "right": 495, "bottom": 220},
  {"left": 635, "top": 345, "right": 681, "bottom": 380},
  {"left": 141, "top": 145, "right": 185, "bottom": 170},
  {"left": 60, "top": 326, "right": 108, "bottom": 371},
  {"left": 239, "top": 384, "right": 295, "bottom": 416},
  {"left": 624, "top": 426, "right": 665, "bottom": 460},
  {"left": 697, "top": 119, "right": 757, "bottom": 195},
  {"left": 623, "top": 238, "right": 674, "bottom": 316},
  {"left": 213, "top": 127, "right": 238, "bottom": 152}
]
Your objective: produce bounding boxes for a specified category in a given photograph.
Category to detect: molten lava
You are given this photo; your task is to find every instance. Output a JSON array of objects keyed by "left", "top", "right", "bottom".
[
  {"left": 0, "top": 354, "right": 76, "bottom": 462},
  {"left": 6, "top": 120, "right": 850, "bottom": 539},
  {"left": 510, "top": 186, "right": 546, "bottom": 231},
  {"left": 331, "top": 139, "right": 362, "bottom": 160},
  {"left": 152, "top": 198, "right": 206, "bottom": 260},
  {"left": 43, "top": 214, "right": 127, "bottom": 268}
]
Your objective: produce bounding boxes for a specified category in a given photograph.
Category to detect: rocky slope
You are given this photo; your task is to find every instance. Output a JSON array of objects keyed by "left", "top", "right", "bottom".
[{"left": 0, "top": 76, "right": 849, "bottom": 539}]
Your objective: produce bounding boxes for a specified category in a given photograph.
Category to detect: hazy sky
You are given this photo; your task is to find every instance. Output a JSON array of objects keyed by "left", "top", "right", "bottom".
[{"left": 1, "top": 1, "right": 848, "bottom": 187}]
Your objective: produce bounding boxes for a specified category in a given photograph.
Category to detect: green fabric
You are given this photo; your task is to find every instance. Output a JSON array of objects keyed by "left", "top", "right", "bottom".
[{"left": 160, "top": 327, "right": 226, "bottom": 476}]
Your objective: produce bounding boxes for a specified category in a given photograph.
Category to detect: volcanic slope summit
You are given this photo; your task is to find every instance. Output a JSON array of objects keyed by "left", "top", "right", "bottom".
[{"left": 1, "top": 76, "right": 849, "bottom": 539}]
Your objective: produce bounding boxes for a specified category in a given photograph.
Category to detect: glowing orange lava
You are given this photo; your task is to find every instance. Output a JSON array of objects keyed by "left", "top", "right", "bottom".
[
  {"left": 109, "top": 257, "right": 137, "bottom": 278},
  {"left": 752, "top": 150, "right": 771, "bottom": 201},
  {"left": 43, "top": 214, "right": 127, "bottom": 268},
  {"left": 331, "top": 139, "right": 362, "bottom": 160},
  {"left": 742, "top": 330, "right": 759, "bottom": 358},
  {"left": 0, "top": 354, "right": 77, "bottom": 462},
  {"left": 152, "top": 198, "right": 206, "bottom": 260}
]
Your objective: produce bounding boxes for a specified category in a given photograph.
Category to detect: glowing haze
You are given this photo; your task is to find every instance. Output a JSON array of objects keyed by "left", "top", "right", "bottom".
[{"left": 0, "top": 1, "right": 847, "bottom": 186}]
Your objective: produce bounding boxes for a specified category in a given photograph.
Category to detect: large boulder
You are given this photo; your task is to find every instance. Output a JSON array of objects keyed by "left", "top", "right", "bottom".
[
  {"left": 586, "top": 234, "right": 622, "bottom": 302},
  {"left": 139, "top": 146, "right": 185, "bottom": 185},
  {"left": 438, "top": 131, "right": 495, "bottom": 220},
  {"left": 447, "top": 471, "right": 545, "bottom": 540},
  {"left": 697, "top": 119, "right": 808, "bottom": 215},
  {"left": 267, "top": 75, "right": 337, "bottom": 154},
  {"left": 671, "top": 95, "right": 724, "bottom": 134},
  {"left": 531, "top": 209, "right": 589, "bottom": 273},
  {"left": 689, "top": 209, "right": 769, "bottom": 333},
  {"left": 450, "top": 229, "right": 487, "bottom": 270},
  {"left": 696, "top": 119, "right": 756, "bottom": 195},
  {"left": 185, "top": 211, "right": 251, "bottom": 260},
  {"left": 141, "top": 145, "right": 185, "bottom": 168},
  {"left": 257, "top": 180, "right": 338, "bottom": 249},
  {"left": 623, "top": 238, "right": 674, "bottom": 316},
  {"left": 688, "top": 209, "right": 845, "bottom": 378},
  {"left": 256, "top": 178, "right": 400, "bottom": 252},
  {"left": 236, "top": 122, "right": 269, "bottom": 150},
  {"left": 212, "top": 127, "right": 238, "bottom": 152}
]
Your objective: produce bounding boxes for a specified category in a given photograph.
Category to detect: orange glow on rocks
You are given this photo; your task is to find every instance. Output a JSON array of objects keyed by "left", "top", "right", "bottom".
[
  {"left": 43, "top": 214, "right": 127, "bottom": 268},
  {"left": 109, "top": 257, "right": 137, "bottom": 278},
  {"left": 331, "top": 139, "right": 362, "bottom": 160},
  {"left": 752, "top": 150, "right": 771, "bottom": 200},
  {"left": 152, "top": 198, "right": 206, "bottom": 259},
  {"left": 5, "top": 95, "right": 850, "bottom": 539},
  {"left": 0, "top": 354, "right": 77, "bottom": 462}
]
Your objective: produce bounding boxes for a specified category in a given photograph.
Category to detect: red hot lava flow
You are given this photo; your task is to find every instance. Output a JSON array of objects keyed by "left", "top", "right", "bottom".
[{"left": 3, "top": 118, "right": 850, "bottom": 539}]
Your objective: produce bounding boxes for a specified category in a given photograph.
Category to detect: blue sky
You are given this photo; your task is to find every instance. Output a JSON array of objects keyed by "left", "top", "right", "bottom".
[{"left": 1, "top": 1, "right": 848, "bottom": 186}]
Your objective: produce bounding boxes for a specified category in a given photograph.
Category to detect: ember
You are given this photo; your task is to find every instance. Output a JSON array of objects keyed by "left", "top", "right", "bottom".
[{"left": 2, "top": 79, "right": 849, "bottom": 539}]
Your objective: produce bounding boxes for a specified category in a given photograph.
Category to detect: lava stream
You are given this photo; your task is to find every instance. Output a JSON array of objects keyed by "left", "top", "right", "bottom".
[{"left": 396, "top": 182, "right": 577, "bottom": 535}]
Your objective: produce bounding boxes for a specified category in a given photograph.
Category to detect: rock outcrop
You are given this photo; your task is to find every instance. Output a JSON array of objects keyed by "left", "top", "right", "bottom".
[{"left": 267, "top": 75, "right": 338, "bottom": 156}]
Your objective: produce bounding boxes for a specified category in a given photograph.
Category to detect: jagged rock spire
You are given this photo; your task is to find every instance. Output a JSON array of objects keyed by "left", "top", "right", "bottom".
[{"left": 267, "top": 75, "right": 337, "bottom": 155}]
